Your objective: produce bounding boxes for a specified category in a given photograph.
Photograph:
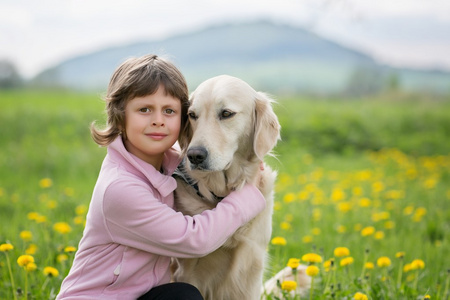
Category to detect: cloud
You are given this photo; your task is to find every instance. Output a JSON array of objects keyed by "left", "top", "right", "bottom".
[{"left": 1, "top": 0, "right": 450, "bottom": 77}]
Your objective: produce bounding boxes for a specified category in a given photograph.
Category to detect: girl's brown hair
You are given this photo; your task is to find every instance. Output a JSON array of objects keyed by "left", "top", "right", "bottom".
[{"left": 91, "top": 54, "right": 189, "bottom": 146}]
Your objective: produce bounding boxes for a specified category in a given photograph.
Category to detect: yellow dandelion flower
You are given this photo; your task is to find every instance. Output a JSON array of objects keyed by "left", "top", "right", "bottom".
[
  {"left": 355, "top": 170, "right": 372, "bottom": 181},
  {"left": 273, "top": 201, "right": 282, "bottom": 211},
  {"left": 410, "top": 259, "right": 425, "bottom": 270},
  {"left": 17, "top": 255, "right": 34, "bottom": 267},
  {"left": 338, "top": 202, "right": 352, "bottom": 212},
  {"left": 412, "top": 214, "right": 423, "bottom": 222},
  {"left": 280, "top": 221, "right": 291, "bottom": 231},
  {"left": 0, "top": 243, "right": 14, "bottom": 252},
  {"left": 35, "top": 215, "right": 48, "bottom": 223},
  {"left": 298, "top": 190, "right": 309, "bottom": 201},
  {"left": 365, "top": 262, "right": 375, "bottom": 270},
  {"left": 301, "top": 253, "right": 322, "bottom": 264},
  {"left": 340, "top": 257, "right": 354, "bottom": 267},
  {"left": 423, "top": 178, "right": 437, "bottom": 189},
  {"left": 312, "top": 227, "right": 321, "bottom": 236},
  {"left": 403, "top": 263, "right": 412, "bottom": 273},
  {"left": 386, "top": 201, "right": 395, "bottom": 210},
  {"left": 278, "top": 174, "right": 293, "bottom": 186},
  {"left": 305, "top": 265, "right": 320, "bottom": 277},
  {"left": 287, "top": 258, "right": 300, "bottom": 269},
  {"left": 20, "top": 230, "right": 33, "bottom": 242},
  {"left": 323, "top": 259, "right": 335, "bottom": 272},
  {"left": 373, "top": 211, "right": 390, "bottom": 222},
  {"left": 372, "top": 181, "right": 385, "bottom": 193},
  {"left": 43, "top": 266, "right": 59, "bottom": 277},
  {"left": 396, "top": 252, "right": 405, "bottom": 259},
  {"left": 302, "top": 235, "right": 313, "bottom": 243},
  {"left": 361, "top": 226, "right": 376, "bottom": 237},
  {"left": 281, "top": 280, "right": 297, "bottom": 291},
  {"left": 57, "top": 254, "right": 69, "bottom": 263},
  {"left": 354, "top": 292, "right": 369, "bottom": 300},
  {"left": 384, "top": 221, "right": 395, "bottom": 229},
  {"left": 406, "top": 168, "right": 418, "bottom": 180},
  {"left": 352, "top": 186, "right": 363, "bottom": 196},
  {"left": 39, "top": 178, "right": 53, "bottom": 188},
  {"left": 359, "top": 198, "right": 371, "bottom": 207},
  {"left": 336, "top": 225, "right": 347, "bottom": 233},
  {"left": 334, "top": 247, "right": 350, "bottom": 258},
  {"left": 403, "top": 205, "right": 414, "bottom": 215},
  {"left": 271, "top": 236, "right": 287, "bottom": 246},
  {"left": 25, "top": 244, "right": 38, "bottom": 255},
  {"left": 25, "top": 262, "right": 37, "bottom": 272},
  {"left": 354, "top": 223, "right": 362, "bottom": 231},
  {"left": 27, "top": 212, "right": 40, "bottom": 221},
  {"left": 283, "top": 193, "right": 296, "bottom": 203},
  {"left": 377, "top": 256, "right": 391, "bottom": 268},
  {"left": 331, "top": 187, "right": 346, "bottom": 202},
  {"left": 46, "top": 200, "right": 58, "bottom": 209},
  {"left": 64, "top": 246, "right": 77, "bottom": 253},
  {"left": 312, "top": 209, "right": 321, "bottom": 221},
  {"left": 374, "top": 231, "right": 385, "bottom": 240},
  {"left": 53, "top": 222, "right": 72, "bottom": 234},
  {"left": 75, "top": 205, "right": 87, "bottom": 216},
  {"left": 73, "top": 216, "right": 85, "bottom": 225},
  {"left": 424, "top": 294, "right": 431, "bottom": 299},
  {"left": 415, "top": 207, "right": 427, "bottom": 217}
]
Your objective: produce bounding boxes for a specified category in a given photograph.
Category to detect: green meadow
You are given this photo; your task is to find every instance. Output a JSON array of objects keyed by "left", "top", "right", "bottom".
[{"left": 1, "top": 90, "right": 449, "bottom": 299}]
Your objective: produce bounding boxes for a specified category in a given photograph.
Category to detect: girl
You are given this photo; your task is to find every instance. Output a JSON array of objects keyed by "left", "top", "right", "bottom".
[{"left": 56, "top": 54, "right": 266, "bottom": 300}]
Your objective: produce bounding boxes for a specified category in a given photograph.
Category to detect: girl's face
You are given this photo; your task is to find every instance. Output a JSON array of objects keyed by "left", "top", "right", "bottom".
[{"left": 123, "top": 85, "right": 181, "bottom": 169}]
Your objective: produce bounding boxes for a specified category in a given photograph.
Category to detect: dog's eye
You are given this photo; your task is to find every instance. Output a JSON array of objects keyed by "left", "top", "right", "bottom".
[
  {"left": 220, "top": 110, "right": 235, "bottom": 120},
  {"left": 188, "top": 112, "right": 198, "bottom": 120}
]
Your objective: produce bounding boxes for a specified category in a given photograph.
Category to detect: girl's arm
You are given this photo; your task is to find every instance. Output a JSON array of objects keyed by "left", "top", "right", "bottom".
[{"left": 102, "top": 180, "right": 265, "bottom": 258}]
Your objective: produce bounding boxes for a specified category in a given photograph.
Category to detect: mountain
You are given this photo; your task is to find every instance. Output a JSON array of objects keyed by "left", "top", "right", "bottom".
[{"left": 33, "top": 20, "right": 450, "bottom": 95}]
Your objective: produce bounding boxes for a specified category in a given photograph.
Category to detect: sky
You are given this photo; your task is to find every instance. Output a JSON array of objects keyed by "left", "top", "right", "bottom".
[{"left": 1, "top": 0, "right": 450, "bottom": 78}]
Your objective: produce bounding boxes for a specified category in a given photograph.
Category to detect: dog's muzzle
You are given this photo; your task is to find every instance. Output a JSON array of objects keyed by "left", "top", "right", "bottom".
[{"left": 187, "top": 146, "right": 208, "bottom": 169}]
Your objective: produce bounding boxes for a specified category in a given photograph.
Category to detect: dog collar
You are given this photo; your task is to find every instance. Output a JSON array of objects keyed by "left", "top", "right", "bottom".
[{"left": 173, "top": 159, "right": 225, "bottom": 202}]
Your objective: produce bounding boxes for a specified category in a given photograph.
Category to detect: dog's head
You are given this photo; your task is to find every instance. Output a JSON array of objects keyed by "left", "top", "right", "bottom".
[{"left": 179, "top": 75, "right": 280, "bottom": 172}]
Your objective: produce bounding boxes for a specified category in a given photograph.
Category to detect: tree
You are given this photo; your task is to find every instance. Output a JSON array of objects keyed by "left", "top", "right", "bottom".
[{"left": 0, "top": 59, "right": 23, "bottom": 88}]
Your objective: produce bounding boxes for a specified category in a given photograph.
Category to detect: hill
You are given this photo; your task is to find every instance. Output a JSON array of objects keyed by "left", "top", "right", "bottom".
[{"left": 33, "top": 20, "right": 450, "bottom": 95}]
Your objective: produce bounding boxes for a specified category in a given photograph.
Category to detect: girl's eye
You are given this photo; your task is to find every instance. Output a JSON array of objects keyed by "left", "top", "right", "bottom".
[
  {"left": 165, "top": 108, "right": 175, "bottom": 114},
  {"left": 139, "top": 108, "right": 150, "bottom": 113}
]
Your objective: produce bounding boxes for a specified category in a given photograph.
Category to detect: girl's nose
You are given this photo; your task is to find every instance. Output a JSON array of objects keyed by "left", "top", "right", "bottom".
[{"left": 152, "top": 113, "right": 165, "bottom": 126}]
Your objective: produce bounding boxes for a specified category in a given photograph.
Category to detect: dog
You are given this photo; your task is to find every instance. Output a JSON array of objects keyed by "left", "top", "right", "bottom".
[{"left": 172, "top": 75, "right": 280, "bottom": 299}]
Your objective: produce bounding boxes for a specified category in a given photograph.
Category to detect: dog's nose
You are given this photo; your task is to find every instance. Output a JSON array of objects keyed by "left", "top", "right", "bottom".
[{"left": 187, "top": 147, "right": 208, "bottom": 165}]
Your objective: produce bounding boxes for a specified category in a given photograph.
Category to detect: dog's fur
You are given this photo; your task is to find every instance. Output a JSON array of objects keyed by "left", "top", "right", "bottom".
[{"left": 172, "top": 75, "right": 280, "bottom": 299}]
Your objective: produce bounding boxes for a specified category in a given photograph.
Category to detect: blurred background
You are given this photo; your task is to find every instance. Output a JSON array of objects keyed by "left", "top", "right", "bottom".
[
  {"left": 1, "top": 2, "right": 449, "bottom": 298},
  {"left": 1, "top": 0, "right": 450, "bottom": 96}
]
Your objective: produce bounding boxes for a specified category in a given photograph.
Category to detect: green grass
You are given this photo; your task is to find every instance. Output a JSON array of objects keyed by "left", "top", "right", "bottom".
[{"left": 0, "top": 90, "right": 449, "bottom": 299}]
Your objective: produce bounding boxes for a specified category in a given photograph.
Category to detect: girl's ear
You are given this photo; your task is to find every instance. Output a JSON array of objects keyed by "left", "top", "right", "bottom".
[{"left": 253, "top": 92, "right": 281, "bottom": 160}]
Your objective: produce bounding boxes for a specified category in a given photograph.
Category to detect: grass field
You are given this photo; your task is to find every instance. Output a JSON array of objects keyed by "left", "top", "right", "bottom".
[{"left": 1, "top": 90, "right": 449, "bottom": 299}]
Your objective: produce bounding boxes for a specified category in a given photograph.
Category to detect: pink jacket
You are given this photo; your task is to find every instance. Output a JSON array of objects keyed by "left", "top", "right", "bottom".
[{"left": 57, "top": 137, "right": 265, "bottom": 299}]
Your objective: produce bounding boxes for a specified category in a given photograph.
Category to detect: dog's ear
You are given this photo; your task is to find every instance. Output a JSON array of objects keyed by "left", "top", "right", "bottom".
[{"left": 253, "top": 92, "right": 281, "bottom": 160}]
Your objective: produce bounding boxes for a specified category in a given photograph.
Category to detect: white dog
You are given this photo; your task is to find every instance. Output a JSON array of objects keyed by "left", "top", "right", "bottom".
[{"left": 172, "top": 75, "right": 280, "bottom": 299}]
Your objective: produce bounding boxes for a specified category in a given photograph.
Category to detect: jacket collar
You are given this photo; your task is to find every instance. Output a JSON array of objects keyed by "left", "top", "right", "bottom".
[{"left": 107, "top": 137, "right": 181, "bottom": 198}]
